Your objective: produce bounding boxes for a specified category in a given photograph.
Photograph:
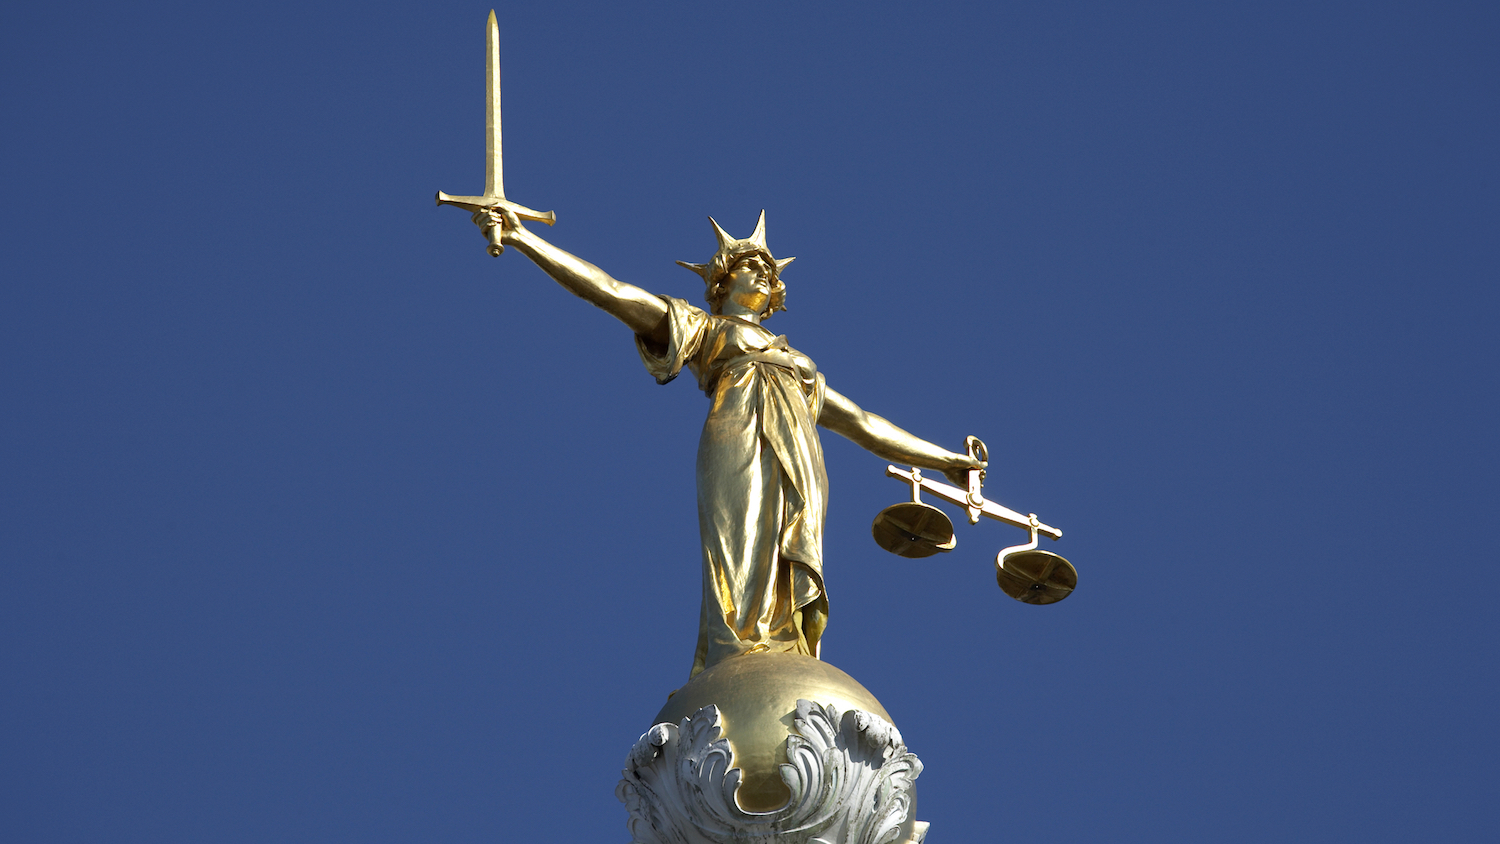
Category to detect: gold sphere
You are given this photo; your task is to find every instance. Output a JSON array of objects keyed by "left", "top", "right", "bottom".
[{"left": 653, "top": 652, "right": 904, "bottom": 814}]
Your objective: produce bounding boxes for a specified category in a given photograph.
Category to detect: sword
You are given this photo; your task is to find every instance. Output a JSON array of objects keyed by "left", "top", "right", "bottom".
[{"left": 436, "top": 9, "right": 555, "bottom": 256}]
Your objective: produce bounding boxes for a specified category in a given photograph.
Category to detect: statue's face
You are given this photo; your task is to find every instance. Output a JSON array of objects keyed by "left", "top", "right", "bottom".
[{"left": 722, "top": 254, "right": 772, "bottom": 315}]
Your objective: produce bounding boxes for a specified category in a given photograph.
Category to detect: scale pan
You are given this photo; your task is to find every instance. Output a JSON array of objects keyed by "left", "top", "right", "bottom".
[
  {"left": 997, "top": 549, "right": 1077, "bottom": 605},
  {"left": 872, "top": 502, "right": 956, "bottom": 558}
]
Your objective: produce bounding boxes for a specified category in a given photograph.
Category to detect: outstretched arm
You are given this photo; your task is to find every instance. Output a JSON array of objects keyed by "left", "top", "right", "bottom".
[
  {"left": 478, "top": 207, "right": 669, "bottom": 345},
  {"left": 819, "top": 386, "right": 983, "bottom": 486}
]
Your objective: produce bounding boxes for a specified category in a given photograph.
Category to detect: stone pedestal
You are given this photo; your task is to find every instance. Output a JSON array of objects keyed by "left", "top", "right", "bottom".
[{"left": 617, "top": 653, "right": 928, "bottom": 844}]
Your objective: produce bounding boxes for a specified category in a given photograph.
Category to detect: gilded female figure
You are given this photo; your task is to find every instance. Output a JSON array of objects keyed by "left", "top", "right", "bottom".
[{"left": 476, "top": 207, "right": 983, "bottom": 677}]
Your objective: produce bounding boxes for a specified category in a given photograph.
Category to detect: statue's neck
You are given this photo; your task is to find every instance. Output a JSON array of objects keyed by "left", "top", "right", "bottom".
[{"left": 717, "top": 303, "right": 763, "bottom": 325}]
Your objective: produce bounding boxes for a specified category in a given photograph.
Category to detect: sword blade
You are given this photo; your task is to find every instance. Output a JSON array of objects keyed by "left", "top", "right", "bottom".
[{"left": 483, "top": 9, "right": 504, "bottom": 199}]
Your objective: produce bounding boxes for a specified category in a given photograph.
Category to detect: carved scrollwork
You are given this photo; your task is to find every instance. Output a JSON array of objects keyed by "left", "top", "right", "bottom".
[{"left": 617, "top": 700, "right": 928, "bottom": 844}]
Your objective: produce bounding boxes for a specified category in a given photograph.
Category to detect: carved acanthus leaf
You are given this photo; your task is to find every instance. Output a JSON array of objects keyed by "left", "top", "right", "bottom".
[{"left": 617, "top": 700, "right": 926, "bottom": 844}]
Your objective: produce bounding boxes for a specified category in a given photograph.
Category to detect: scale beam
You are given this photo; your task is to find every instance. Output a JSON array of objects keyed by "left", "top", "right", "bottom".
[
  {"left": 435, "top": 192, "right": 556, "bottom": 226},
  {"left": 885, "top": 465, "right": 1062, "bottom": 541}
]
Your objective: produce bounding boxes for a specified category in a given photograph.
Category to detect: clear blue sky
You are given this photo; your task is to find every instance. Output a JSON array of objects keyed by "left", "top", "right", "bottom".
[{"left": 3, "top": 2, "right": 1496, "bottom": 841}]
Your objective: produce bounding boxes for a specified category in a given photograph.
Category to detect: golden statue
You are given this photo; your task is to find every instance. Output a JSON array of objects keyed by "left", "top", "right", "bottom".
[
  {"left": 437, "top": 12, "right": 1073, "bottom": 686},
  {"left": 473, "top": 204, "right": 983, "bottom": 676}
]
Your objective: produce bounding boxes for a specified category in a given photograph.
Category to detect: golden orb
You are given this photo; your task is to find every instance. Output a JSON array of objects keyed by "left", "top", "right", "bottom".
[{"left": 653, "top": 652, "right": 910, "bottom": 817}]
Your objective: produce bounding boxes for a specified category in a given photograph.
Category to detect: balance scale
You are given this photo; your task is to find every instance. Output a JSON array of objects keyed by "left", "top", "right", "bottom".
[{"left": 872, "top": 437, "right": 1077, "bottom": 604}]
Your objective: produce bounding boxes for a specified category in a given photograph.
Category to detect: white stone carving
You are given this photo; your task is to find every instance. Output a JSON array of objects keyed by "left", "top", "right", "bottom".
[{"left": 617, "top": 700, "right": 928, "bottom": 844}]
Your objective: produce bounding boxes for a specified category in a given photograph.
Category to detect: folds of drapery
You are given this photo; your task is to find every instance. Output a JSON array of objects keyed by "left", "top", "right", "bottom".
[{"left": 636, "top": 297, "right": 829, "bottom": 677}]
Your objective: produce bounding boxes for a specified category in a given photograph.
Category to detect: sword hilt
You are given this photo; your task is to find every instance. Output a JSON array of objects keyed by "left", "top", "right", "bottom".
[
  {"left": 436, "top": 192, "right": 556, "bottom": 224},
  {"left": 435, "top": 191, "right": 557, "bottom": 257}
]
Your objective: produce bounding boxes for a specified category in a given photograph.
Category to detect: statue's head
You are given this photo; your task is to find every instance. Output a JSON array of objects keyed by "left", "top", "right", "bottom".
[{"left": 677, "top": 211, "right": 795, "bottom": 318}]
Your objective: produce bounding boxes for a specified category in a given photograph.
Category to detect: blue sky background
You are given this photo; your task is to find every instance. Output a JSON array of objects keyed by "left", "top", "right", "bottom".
[{"left": 3, "top": 1, "right": 1497, "bottom": 841}]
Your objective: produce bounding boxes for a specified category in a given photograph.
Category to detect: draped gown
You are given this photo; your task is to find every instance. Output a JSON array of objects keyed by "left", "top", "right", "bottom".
[{"left": 636, "top": 297, "right": 830, "bottom": 677}]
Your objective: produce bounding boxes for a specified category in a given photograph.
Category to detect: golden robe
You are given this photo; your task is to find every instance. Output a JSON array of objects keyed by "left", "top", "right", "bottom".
[{"left": 637, "top": 297, "right": 829, "bottom": 676}]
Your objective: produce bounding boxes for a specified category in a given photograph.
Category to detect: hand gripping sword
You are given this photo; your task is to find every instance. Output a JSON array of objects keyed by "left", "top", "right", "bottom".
[{"left": 436, "top": 10, "right": 555, "bottom": 256}]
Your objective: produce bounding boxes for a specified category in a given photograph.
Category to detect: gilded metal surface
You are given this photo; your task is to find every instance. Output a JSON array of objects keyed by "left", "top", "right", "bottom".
[
  {"left": 881, "top": 440, "right": 1076, "bottom": 600},
  {"left": 963, "top": 435, "right": 988, "bottom": 516},
  {"left": 483, "top": 8, "right": 502, "bottom": 201},
  {"left": 435, "top": 10, "right": 555, "bottom": 256},
  {"left": 994, "top": 523, "right": 1077, "bottom": 604},
  {"left": 871, "top": 502, "right": 957, "bottom": 557},
  {"left": 996, "top": 549, "right": 1077, "bottom": 604},
  {"left": 653, "top": 653, "right": 893, "bottom": 813},
  {"left": 873, "top": 467, "right": 958, "bottom": 557}
]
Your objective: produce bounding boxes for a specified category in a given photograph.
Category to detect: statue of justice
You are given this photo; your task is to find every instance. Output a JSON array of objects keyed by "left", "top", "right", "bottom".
[{"left": 438, "top": 12, "right": 1075, "bottom": 681}]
